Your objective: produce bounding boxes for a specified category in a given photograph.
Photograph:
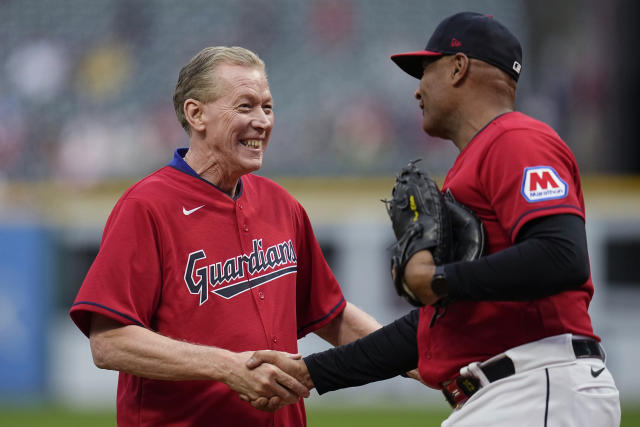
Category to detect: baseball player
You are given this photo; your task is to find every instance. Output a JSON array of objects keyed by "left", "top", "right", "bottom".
[
  {"left": 246, "top": 12, "right": 621, "bottom": 426},
  {"left": 69, "top": 46, "right": 381, "bottom": 427}
]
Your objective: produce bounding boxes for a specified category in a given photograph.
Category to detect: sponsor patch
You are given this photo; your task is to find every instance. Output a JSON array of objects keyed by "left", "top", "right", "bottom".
[{"left": 521, "top": 166, "right": 568, "bottom": 202}]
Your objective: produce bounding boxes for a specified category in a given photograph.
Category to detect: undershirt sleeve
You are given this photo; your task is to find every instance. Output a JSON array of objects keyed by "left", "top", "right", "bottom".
[
  {"left": 446, "top": 213, "right": 590, "bottom": 301},
  {"left": 304, "top": 309, "right": 419, "bottom": 394}
]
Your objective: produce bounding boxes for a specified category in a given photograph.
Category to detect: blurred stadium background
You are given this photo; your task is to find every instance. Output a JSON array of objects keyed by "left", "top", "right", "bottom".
[{"left": 1, "top": 0, "right": 640, "bottom": 425}]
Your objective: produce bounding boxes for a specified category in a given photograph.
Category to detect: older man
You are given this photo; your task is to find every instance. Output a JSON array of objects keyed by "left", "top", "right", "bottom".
[
  {"left": 70, "top": 46, "right": 381, "bottom": 427},
  {"left": 247, "top": 12, "right": 621, "bottom": 427}
]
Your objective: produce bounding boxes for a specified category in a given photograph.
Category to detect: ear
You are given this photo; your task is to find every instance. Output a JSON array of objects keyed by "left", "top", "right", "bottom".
[
  {"left": 184, "top": 99, "right": 206, "bottom": 133},
  {"left": 450, "top": 53, "right": 470, "bottom": 85}
]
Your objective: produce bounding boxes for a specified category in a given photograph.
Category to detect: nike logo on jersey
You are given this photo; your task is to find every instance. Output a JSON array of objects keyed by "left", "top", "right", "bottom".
[
  {"left": 521, "top": 166, "right": 568, "bottom": 203},
  {"left": 183, "top": 205, "right": 205, "bottom": 215},
  {"left": 591, "top": 366, "right": 605, "bottom": 378}
]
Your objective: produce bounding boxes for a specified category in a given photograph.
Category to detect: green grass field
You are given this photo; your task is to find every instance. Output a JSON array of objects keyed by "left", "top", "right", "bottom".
[{"left": 0, "top": 405, "right": 639, "bottom": 426}]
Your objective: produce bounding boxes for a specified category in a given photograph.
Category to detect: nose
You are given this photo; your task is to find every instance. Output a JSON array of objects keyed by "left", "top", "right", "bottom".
[{"left": 251, "top": 109, "right": 273, "bottom": 133}]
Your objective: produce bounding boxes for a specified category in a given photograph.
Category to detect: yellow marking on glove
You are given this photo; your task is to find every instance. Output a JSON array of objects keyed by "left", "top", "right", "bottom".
[{"left": 410, "top": 195, "right": 419, "bottom": 222}]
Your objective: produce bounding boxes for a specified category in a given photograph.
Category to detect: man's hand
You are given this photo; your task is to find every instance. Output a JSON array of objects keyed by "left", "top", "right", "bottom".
[
  {"left": 403, "top": 250, "right": 438, "bottom": 306},
  {"left": 405, "top": 368, "right": 426, "bottom": 385},
  {"left": 239, "top": 350, "right": 314, "bottom": 412},
  {"left": 225, "top": 351, "right": 309, "bottom": 412}
]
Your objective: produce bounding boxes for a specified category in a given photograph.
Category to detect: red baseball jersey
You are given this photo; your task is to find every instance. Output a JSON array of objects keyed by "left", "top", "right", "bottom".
[
  {"left": 417, "top": 112, "right": 597, "bottom": 388},
  {"left": 70, "top": 149, "right": 346, "bottom": 426}
]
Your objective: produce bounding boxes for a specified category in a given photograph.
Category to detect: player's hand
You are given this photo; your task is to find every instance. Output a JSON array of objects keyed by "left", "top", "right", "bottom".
[
  {"left": 246, "top": 350, "right": 314, "bottom": 389},
  {"left": 226, "top": 351, "right": 310, "bottom": 411},
  {"left": 238, "top": 394, "right": 284, "bottom": 412},
  {"left": 240, "top": 350, "right": 314, "bottom": 411},
  {"left": 403, "top": 250, "right": 439, "bottom": 306},
  {"left": 405, "top": 368, "right": 427, "bottom": 385}
]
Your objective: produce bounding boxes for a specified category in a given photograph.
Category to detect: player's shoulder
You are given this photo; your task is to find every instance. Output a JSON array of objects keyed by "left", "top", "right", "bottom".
[
  {"left": 492, "top": 112, "right": 560, "bottom": 139},
  {"left": 480, "top": 112, "right": 576, "bottom": 164},
  {"left": 481, "top": 112, "right": 568, "bottom": 154}
]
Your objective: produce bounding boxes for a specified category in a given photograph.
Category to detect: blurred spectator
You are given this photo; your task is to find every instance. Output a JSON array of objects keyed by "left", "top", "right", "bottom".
[
  {"left": 0, "top": 0, "right": 626, "bottom": 181},
  {"left": 234, "top": 0, "right": 281, "bottom": 54},
  {"left": 330, "top": 96, "right": 393, "bottom": 169},
  {"left": 54, "top": 113, "right": 146, "bottom": 184},
  {"left": 75, "top": 42, "right": 134, "bottom": 103},
  {"left": 5, "top": 39, "right": 69, "bottom": 104},
  {"left": 0, "top": 93, "right": 26, "bottom": 176},
  {"left": 309, "top": 0, "right": 356, "bottom": 49},
  {"left": 113, "top": 0, "right": 152, "bottom": 48}
]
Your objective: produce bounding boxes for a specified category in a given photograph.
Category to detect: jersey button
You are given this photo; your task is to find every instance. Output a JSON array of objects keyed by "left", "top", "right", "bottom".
[
  {"left": 238, "top": 203, "right": 244, "bottom": 210},
  {"left": 258, "top": 291, "right": 265, "bottom": 300},
  {"left": 243, "top": 224, "right": 249, "bottom": 232},
  {"left": 272, "top": 336, "right": 278, "bottom": 343}
]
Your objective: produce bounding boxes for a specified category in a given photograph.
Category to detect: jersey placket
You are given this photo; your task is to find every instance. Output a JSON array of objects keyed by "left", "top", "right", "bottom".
[{"left": 234, "top": 199, "right": 278, "bottom": 349}]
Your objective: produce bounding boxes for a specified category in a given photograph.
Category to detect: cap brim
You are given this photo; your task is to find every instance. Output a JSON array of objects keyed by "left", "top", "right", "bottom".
[{"left": 390, "top": 50, "right": 443, "bottom": 79}]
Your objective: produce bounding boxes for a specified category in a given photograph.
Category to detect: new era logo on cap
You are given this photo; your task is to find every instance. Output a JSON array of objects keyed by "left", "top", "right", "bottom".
[{"left": 391, "top": 12, "right": 523, "bottom": 81}]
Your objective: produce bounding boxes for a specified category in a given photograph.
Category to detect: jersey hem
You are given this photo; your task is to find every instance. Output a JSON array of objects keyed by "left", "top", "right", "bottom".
[
  {"left": 510, "top": 204, "right": 584, "bottom": 241},
  {"left": 70, "top": 301, "right": 145, "bottom": 337}
]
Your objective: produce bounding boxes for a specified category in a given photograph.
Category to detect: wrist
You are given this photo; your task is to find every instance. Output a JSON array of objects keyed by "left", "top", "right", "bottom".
[
  {"left": 210, "top": 348, "right": 240, "bottom": 383},
  {"left": 403, "top": 251, "right": 436, "bottom": 287},
  {"left": 302, "top": 355, "right": 320, "bottom": 391},
  {"left": 430, "top": 265, "right": 448, "bottom": 299},
  {"left": 403, "top": 251, "right": 437, "bottom": 305},
  {"left": 301, "top": 361, "right": 314, "bottom": 390}
]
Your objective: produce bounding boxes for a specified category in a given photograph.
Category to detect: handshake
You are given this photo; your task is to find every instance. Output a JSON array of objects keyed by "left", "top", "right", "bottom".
[
  {"left": 231, "top": 350, "right": 313, "bottom": 412},
  {"left": 229, "top": 347, "right": 423, "bottom": 412}
]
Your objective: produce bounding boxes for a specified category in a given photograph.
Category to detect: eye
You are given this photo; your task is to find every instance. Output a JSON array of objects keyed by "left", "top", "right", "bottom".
[
  {"left": 263, "top": 104, "right": 273, "bottom": 114},
  {"left": 238, "top": 103, "right": 252, "bottom": 111}
]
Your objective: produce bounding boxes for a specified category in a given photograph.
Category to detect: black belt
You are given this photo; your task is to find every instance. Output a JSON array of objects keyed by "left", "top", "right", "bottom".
[{"left": 441, "top": 338, "right": 605, "bottom": 408}]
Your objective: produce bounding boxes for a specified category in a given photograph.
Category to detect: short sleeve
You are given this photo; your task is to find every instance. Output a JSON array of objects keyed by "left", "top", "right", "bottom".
[
  {"left": 69, "top": 197, "right": 163, "bottom": 337},
  {"left": 480, "top": 129, "right": 584, "bottom": 242},
  {"left": 293, "top": 203, "right": 346, "bottom": 338}
]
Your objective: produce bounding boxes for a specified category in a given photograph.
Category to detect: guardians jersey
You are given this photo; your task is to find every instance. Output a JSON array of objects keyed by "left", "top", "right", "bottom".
[
  {"left": 417, "top": 112, "right": 597, "bottom": 387},
  {"left": 70, "top": 148, "right": 346, "bottom": 426}
]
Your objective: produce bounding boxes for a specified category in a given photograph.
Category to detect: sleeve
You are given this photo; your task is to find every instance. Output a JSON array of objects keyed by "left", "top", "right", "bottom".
[
  {"left": 480, "top": 129, "right": 584, "bottom": 242},
  {"left": 293, "top": 202, "right": 346, "bottom": 338},
  {"left": 305, "top": 309, "right": 419, "bottom": 394},
  {"left": 447, "top": 214, "right": 590, "bottom": 301},
  {"left": 69, "top": 197, "right": 163, "bottom": 337}
]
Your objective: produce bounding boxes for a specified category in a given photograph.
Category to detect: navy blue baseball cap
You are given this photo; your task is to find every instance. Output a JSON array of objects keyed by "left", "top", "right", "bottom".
[{"left": 391, "top": 12, "right": 523, "bottom": 81}]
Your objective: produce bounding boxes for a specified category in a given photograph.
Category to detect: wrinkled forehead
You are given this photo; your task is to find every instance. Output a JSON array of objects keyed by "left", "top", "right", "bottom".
[{"left": 216, "top": 64, "right": 271, "bottom": 98}]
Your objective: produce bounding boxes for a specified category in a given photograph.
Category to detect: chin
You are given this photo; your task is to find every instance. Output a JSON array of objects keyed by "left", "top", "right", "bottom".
[
  {"left": 240, "top": 157, "right": 264, "bottom": 174},
  {"left": 422, "top": 119, "right": 441, "bottom": 138}
]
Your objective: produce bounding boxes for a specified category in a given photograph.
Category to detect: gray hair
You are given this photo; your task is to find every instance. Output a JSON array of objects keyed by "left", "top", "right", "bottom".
[{"left": 173, "top": 46, "right": 266, "bottom": 134}]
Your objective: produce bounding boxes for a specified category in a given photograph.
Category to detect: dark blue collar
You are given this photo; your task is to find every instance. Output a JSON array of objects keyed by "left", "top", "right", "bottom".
[{"left": 168, "top": 148, "right": 243, "bottom": 199}]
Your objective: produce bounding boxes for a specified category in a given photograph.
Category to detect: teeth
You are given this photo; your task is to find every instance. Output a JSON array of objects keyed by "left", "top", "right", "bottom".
[{"left": 242, "top": 139, "right": 262, "bottom": 149}]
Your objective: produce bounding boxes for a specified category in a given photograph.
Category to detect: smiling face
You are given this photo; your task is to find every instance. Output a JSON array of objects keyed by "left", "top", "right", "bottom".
[{"left": 198, "top": 63, "right": 274, "bottom": 178}]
